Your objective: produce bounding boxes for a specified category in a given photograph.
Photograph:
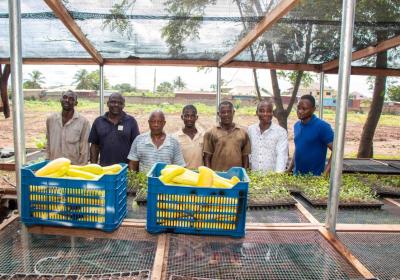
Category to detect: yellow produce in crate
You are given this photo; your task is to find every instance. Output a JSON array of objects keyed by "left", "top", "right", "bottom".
[
  {"left": 70, "top": 164, "right": 104, "bottom": 175},
  {"left": 35, "top": 158, "right": 71, "bottom": 177},
  {"left": 66, "top": 168, "right": 98, "bottom": 180},
  {"left": 159, "top": 165, "right": 240, "bottom": 188},
  {"left": 102, "top": 164, "right": 122, "bottom": 174},
  {"left": 159, "top": 166, "right": 185, "bottom": 183},
  {"left": 45, "top": 165, "right": 69, "bottom": 178}
]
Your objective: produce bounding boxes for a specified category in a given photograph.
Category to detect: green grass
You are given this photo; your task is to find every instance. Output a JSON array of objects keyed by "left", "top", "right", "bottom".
[{"left": 24, "top": 99, "right": 98, "bottom": 111}]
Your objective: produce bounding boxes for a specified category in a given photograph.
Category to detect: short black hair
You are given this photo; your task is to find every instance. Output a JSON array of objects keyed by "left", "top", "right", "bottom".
[
  {"left": 300, "top": 95, "right": 315, "bottom": 107},
  {"left": 64, "top": 90, "right": 78, "bottom": 101},
  {"left": 218, "top": 100, "right": 234, "bottom": 111},
  {"left": 182, "top": 104, "right": 197, "bottom": 115},
  {"left": 109, "top": 92, "right": 125, "bottom": 103},
  {"left": 256, "top": 100, "right": 274, "bottom": 111}
]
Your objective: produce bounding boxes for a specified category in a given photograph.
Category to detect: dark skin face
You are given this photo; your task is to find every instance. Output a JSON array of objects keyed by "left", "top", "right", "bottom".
[
  {"left": 218, "top": 104, "right": 235, "bottom": 128},
  {"left": 60, "top": 92, "right": 77, "bottom": 112},
  {"left": 297, "top": 99, "right": 315, "bottom": 123},
  {"left": 149, "top": 112, "right": 166, "bottom": 135},
  {"left": 107, "top": 95, "right": 125, "bottom": 117},
  {"left": 257, "top": 103, "right": 273, "bottom": 127},
  {"left": 181, "top": 109, "right": 198, "bottom": 129}
]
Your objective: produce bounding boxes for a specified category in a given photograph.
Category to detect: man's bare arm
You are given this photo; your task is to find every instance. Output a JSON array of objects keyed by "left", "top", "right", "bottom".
[{"left": 90, "top": 144, "right": 100, "bottom": 164}]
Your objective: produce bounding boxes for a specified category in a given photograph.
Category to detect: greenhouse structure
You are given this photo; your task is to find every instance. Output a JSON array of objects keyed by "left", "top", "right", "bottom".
[{"left": 0, "top": 0, "right": 399, "bottom": 279}]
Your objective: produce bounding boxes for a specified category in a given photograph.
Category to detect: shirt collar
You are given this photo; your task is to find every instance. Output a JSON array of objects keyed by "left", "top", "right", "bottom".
[
  {"left": 301, "top": 114, "right": 317, "bottom": 126},
  {"left": 144, "top": 132, "right": 171, "bottom": 147},
  {"left": 177, "top": 127, "right": 203, "bottom": 139},
  {"left": 216, "top": 122, "right": 238, "bottom": 129},
  {"left": 101, "top": 111, "right": 127, "bottom": 124},
  {"left": 256, "top": 122, "right": 277, "bottom": 134},
  {"left": 57, "top": 110, "right": 80, "bottom": 121}
]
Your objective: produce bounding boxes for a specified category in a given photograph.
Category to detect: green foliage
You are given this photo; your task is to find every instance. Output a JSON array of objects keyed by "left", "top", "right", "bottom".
[
  {"left": 127, "top": 171, "right": 147, "bottom": 194},
  {"left": 112, "top": 83, "right": 136, "bottom": 93},
  {"left": 295, "top": 174, "right": 378, "bottom": 203},
  {"left": 387, "top": 83, "right": 400, "bottom": 102},
  {"left": 157, "top": 81, "right": 174, "bottom": 93},
  {"left": 74, "top": 69, "right": 110, "bottom": 90},
  {"left": 23, "top": 70, "right": 45, "bottom": 89},
  {"left": 248, "top": 172, "right": 378, "bottom": 203},
  {"left": 161, "top": 0, "right": 216, "bottom": 56},
  {"left": 277, "top": 71, "right": 315, "bottom": 88},
  {"left": 33, "top": 135, "right": 47, "bottom": 150},
  {"left": 248, "top": 172, "right": 293, "bottom": 201},
  {"left": 101, "top": 0, "right": 135, "bottom": 39},
  {"left": 173, "top": 76, "right": 186, "bottom": 90}
]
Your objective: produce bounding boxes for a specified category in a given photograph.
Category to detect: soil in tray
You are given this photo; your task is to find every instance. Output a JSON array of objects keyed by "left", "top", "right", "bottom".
[{"left": 298, "top": 192, "right": 384, "bottom": 209}]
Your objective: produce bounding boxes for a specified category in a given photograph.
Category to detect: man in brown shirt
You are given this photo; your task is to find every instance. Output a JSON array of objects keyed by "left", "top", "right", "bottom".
[
  {"left": 46, "top": 90, "right": 90, "bottom": 165},
  {"left": 203, "top": 101, "right": 251, "bottom": 171}
]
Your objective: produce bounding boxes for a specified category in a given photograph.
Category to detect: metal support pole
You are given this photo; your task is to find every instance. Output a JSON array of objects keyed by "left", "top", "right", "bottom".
[
  {"left": 9, "top": 0, "right": 25, "bottom": 214},
  {"left": 216, "top": 67, "right": 221, "bottom": 122},
  {"left": 326, "top": 0, "right": 356, "bottom": 233},
  {"left": 99, "top": 65, "right": 104, "bottom": 115},
  {"left": 319, "top": 72, "right": 324, "bottom": 119},
  {"left": 9, "top": 0, "right": 30, "bottom": 267}
]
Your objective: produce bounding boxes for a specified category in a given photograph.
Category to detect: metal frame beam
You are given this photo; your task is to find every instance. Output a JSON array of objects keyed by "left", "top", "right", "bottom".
[
  {"left": 323, "top": 35, "right": 400, "bottom": 71},
  {"left": 218, "top": 0, "right": 300, "bottom": 67},
  {"left": 43, "top": 0, "right": 104, "bottom": 65},
  {"left": 326, "top": 0, "right": 356, "bottom": 234},
  {"left": 0, "top": 58, "right": 398, "bottom": 76}
]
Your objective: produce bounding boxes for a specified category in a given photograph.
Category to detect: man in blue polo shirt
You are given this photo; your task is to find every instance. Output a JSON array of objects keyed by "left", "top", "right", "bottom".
[
  {"left": 89, "top": 93, "right": 140, "bottom": 166},
  {"left": 288, "top": 95, "right": 334, "bottom": 176}
]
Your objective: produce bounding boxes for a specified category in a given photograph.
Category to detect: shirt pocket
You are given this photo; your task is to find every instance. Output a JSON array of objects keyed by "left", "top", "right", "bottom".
[{"left": 66, "top": 129, "right": 81, "bottom": 144}]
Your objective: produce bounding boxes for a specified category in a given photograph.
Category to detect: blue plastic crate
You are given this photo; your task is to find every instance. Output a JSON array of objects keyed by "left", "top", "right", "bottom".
[
  {"left": 146, "top": 163, "right": 249, "bottom": 238},
  {"left": 21, "top": 161, "right": 127, "bottom": 232}
]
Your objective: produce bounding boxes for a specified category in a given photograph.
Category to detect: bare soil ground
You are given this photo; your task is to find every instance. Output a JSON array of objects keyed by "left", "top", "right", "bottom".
[{"left": 1, "top": 107, "right": 399, "bottom": 158}]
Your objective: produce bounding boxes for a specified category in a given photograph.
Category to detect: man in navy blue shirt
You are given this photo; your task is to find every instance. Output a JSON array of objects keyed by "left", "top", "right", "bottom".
[
  {"left": 288, "top": 95, "right": 334, "bottom": 176},
  {"left": 89, "top": 93, "right": 140, "bottom": 166}
]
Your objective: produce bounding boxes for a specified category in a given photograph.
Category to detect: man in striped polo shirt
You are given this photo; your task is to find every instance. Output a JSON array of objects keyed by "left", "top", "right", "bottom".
[{"left": 128, "top": 110, "right": 185, "bottom": 172}]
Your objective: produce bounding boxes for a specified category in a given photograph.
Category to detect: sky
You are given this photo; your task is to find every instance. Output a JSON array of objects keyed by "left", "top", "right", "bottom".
[{"left": 22, "top": 64, "right": 379, "bottom": 97}]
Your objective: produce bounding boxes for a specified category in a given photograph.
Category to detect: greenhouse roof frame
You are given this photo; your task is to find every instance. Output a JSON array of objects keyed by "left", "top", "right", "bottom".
[{"left": 0, "top": 0, "right": 399, "bottom": 75}]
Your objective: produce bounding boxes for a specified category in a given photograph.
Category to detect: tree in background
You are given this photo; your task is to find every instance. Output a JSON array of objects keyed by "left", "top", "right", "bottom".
[
  {"left": 23, "top": 70, "right": 45, "bottom": 89},
  {"left": 161, "top": 0, "right": 340, "bottom": 129},
  {"left": 157, "top": 81, "right": 174, "bottom": 93},
  {"left": 74, "top": 69, "right": 110, "bottom": 90},
  {"left": 73, "top": 69, "right": 90, "bottom": 89},
  {"left": 387, "top": 79, "right": 400, "bottom": 102},
  {"left": 210, "top": 79, "right": 230, "bottom": 93},
  {"left": 112, "top": 83, "right": 136, "bottom": 93},
  {"left": 357, "top": 0, "right": 399, "bottom": 158},
  {"left": 173, "top": 76, "right": 186, "bottom": 90},
  {"left": 0, "top": 64, "right": 11, "bottom": 118}
]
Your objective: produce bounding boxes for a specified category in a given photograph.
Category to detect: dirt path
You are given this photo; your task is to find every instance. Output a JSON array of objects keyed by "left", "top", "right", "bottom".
[{"left": 1, "top": 107, "right": 399, "bottom": 158}]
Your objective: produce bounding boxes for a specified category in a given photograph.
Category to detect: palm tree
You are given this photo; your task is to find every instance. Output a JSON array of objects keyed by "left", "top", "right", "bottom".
[
  {"left": 73, "top": 69, "right": 91, "bottom": 89},
  {"left": 173, "top": 76, "right": 186, "bottom": 90},
  {"left": 23, "top": 70, "right": 45, "bottom": 89}
]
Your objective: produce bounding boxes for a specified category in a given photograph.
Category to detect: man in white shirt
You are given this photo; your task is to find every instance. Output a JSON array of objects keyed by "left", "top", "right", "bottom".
[{"left": 248, "top": 101, "right": 288, "bottom": 172}]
